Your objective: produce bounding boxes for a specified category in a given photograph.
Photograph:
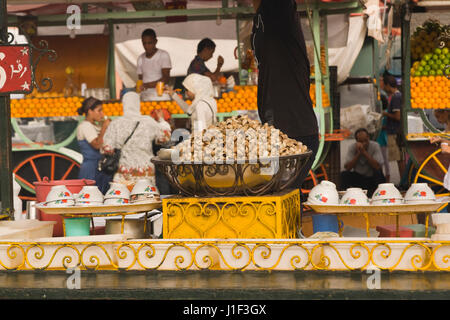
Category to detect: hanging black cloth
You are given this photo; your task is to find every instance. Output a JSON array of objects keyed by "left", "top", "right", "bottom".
[{"left": 251, "top": 0, "right": 318, "bottom": 138}]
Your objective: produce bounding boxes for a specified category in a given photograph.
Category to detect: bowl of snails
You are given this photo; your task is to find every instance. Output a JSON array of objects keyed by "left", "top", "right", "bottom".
[{"left": 151, "top": 115, "right": 312, "bottom": 197}]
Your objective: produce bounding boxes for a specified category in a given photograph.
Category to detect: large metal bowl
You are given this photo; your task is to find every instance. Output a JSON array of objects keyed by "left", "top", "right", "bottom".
[{"left": 151, "top": 151, "right": 312, "bottom": 197}]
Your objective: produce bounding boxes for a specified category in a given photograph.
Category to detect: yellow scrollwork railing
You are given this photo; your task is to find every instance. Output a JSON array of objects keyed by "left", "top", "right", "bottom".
[{"left": 0, "top": 239, "right": 449, "bottom": 272}]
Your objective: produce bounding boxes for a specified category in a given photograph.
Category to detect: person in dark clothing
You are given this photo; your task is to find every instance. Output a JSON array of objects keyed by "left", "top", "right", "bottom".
[
  {"left": 251, "top": 0, "right": 319, "bottom": 193},
  {"left": 187, "top": 38, "right": 224, "bottom": 82},
  {"left": 381, "top": 72, "right": 405, "bottom": 179},
  {"left": 341, "top": 128, "right": 386, "bottom": 197}
]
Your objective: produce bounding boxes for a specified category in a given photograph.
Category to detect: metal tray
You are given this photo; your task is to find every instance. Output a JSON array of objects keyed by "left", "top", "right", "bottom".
[
  {"left": 35, "top": 200, "right": 162, "bottom": 215},
  {"left": 304, "top": 201, "right": 444, "bottom": 214}
]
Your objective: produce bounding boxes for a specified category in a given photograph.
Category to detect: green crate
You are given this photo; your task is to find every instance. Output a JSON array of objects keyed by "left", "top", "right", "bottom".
[{"left": 404, "top": 224, "right": 436, "bottom": 237}]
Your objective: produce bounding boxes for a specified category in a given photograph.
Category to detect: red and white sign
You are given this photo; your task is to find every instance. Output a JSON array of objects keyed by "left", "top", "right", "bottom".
[{"left": 0, "top": 45, "right": 32, "bottom": 94}]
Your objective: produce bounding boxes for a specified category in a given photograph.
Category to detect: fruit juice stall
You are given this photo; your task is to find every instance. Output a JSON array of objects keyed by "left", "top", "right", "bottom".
[
  {"left": 0, "top": 0, "right": 449, "bottom": 275},
  {"left": 400, "top": 4, "right": 450, "bottom": 214}
]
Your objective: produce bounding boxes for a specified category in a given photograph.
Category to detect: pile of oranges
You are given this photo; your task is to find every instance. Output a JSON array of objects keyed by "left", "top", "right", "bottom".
[
  {"left": 410, "top": 75, "right": 450, "bottom": 109},
  {"left": 10, "top": 84, "right": 331, "bottom": 118},
  {"left": 10, "top": 96, "right": 83, "bottom": 118},
  {"left": 310, "top": 83, "right": 331, "bottom": 108},
  {"left": 103, "top": 100, "right": 185, "bottom": 117},
  {"left": 217, "top": 85, "right": 258, "bottom": 113}
]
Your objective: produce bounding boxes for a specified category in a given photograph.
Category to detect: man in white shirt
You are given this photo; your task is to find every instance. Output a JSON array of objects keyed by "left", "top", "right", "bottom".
[{"left": 137, "top": 29, "right": 172, "bottom": 101}]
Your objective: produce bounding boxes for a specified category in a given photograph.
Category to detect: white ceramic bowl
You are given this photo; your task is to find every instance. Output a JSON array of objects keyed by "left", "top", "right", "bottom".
[
  {"left": 431, "top": 213, "right": 450, "bottom": 226},
  {"left": 340, "top": 188, "right": 370, "bottom": 205},
  {"left": 104, "top": 198, "right": 130, "bottom": 205},
  {"left": 77, "top": 186, "right": 104, "bottom": 203},
  {"left": 42, "top": 199, "right": 75, "bottom": 207},
  {"left": 131, "top": 179, "right": 159, "bottom": 196},
  {"left": 45, "top": 185, "right": 74, "bottom": 203},
  {"left": 307, "top": 180, "right": 339, "bottom": 205},
  {"left": 404, "top": 183, "right": 436, "bottom": 203},
  {"left": 372, "top": 198, "right": 404, "bottom": 205},
  {"left": 372, "top": 183, "right": 403, "bottom": 201},
  {"left": 105, "top": 183, "right": 130, "bottom": 200}
]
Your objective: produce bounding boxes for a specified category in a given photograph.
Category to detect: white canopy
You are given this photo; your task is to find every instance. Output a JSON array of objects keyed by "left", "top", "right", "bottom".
[{"left": 114, "top": 15, "right": 367, "bottom": 87}]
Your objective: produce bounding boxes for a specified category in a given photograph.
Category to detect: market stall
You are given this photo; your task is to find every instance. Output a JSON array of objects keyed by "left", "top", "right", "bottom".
[
  {"left": 399, "top": 6, "right": 450, "bottom": 212},
  {"left": 0, "top": 0, "right": 448, "bottom": 275},
  {"left": 6, "top": 0, "right": 361, "bottom": 201}
]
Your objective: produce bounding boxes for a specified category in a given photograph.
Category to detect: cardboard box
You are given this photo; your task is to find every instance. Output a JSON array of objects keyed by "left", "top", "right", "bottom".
[{"left": 376, "top": 225, "right": 414, "bottom": 237}]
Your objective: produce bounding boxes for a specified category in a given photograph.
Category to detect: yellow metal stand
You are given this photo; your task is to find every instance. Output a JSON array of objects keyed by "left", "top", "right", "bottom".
[
  {"left": 163, "top": 189, "right": 301, "bottom": 239},
  {"left": 61, "top": 212, "right": 147, "bottom": 236}
]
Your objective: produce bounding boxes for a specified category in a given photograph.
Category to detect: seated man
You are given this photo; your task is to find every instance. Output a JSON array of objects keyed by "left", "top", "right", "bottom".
[
  {"left": 187, "top": 38, "right": 224, "bottom": 82},
  {"left": 341, "top": 128, "right": 386, "bottom": 197}
]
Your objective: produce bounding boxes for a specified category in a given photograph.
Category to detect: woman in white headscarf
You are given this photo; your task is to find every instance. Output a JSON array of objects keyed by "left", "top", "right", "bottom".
[
  {"left": 168, "top": 73, "right": 217, "bottom": 132},
  {"left": 103, "top": 91, "right": 171, "bottom": 185}
]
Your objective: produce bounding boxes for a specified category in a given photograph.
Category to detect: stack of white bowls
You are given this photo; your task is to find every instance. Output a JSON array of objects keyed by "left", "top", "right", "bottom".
[
  {"left": 340, "top": 188, "right": 370, "bottom": 205},
  {"left": 371, "top": 183, "right": 403, "bottom": 205},
  {"left": 404, "top": 183, "right": 436, "bottom": 204},
  {"left": 75, "top": 186, "right": 104, "bottom": 206},
  {"left": 307, "top": 181, "right": 339, "bottom": 205},
  {"left": 104, "top": 182, "right": 130, "bottom": 205},
  {"left": 130, "top": 179, "right": 160, "bottom": 203},
  {"left": 43, "top": 185, "right": 75, "bottom": 207}
]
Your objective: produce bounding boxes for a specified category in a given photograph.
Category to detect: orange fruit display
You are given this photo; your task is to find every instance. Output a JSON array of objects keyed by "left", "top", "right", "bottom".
[
  {"left": 410, "top": 75, "right": 450, "bottom": 109},
  {"left": 10, "top": 84, "right": 331, "bottom": 119}
]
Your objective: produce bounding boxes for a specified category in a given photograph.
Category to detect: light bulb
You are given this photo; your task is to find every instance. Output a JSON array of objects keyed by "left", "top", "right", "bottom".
[{"left": 69, "top": 29, "right": 76, "bottom": 39}]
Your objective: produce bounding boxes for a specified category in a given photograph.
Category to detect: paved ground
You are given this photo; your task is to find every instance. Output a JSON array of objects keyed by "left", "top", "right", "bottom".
[{"left": 0, "top": 270, "right": 448, "bottom": 300}]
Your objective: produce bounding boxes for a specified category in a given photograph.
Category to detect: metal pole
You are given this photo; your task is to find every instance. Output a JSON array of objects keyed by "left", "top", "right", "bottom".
[
  {"left": 311, "top": 5, "right": 325, "bottom": 171},
  {"left": 235, "top": 15, "right": 243, "bottom": 85},
  {"left": 0, "top": 0, "right": 14, "bottom": 219},
  {"left": 107, "top": 21, "right": 116, "bottom": 99}
]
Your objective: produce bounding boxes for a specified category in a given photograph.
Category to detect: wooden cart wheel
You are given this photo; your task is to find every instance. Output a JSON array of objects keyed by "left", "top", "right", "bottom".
[
  {"left": 314, "top": 164, "right": 329, "bottom": 184},
  {"left": 413, "top": 149, "right": 450, "bottom": 212},
  {"left": 301, "top": 170, "right": 318, "bottom": 195},
  {"left": 13, "top": 152, "right": 80, "bottom": 201}
]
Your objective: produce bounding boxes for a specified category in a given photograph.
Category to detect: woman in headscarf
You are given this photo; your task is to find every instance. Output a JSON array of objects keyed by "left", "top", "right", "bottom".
[
  {"left": 76, "top": 97, "right": 112, "bottom": 193},
  {"left": 103, "top": 91, "right": 171, "bottom": 186},
  {"left": 167, "top": 73, "right": 217, "bottom": 132}
]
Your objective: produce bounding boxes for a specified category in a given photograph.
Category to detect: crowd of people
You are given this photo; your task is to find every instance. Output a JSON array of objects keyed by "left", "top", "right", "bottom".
[{"left": 77, "top": 27, "right": 223, "bottom": 192}]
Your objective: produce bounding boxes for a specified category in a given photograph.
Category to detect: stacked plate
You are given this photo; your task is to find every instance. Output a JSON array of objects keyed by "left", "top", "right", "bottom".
[
  {"left": 404, "top": 183, "right": 436, "bottom": 204},
  {"left": 130, "top": 179, "right": 160, "bottom": 203},
  {"left": 371, "top": 183, "right": 404, "bottom": 205},
  {"left": 104, "top": 183, "right": 130, "bottom": 205},
  {"left": 75, "top": 186, "right": 104, "bottom": 206},
  {"left": 42, "top": 185, "right": 75, "bottom": 207}
]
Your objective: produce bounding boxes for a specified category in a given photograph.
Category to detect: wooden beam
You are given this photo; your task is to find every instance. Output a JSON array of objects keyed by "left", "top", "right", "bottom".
[
  {"left": 7, "top": 6, "right": 255, "bottom": 26},
  {"left": 7, "top": 1, "right": 363, "bottom": 27}
]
